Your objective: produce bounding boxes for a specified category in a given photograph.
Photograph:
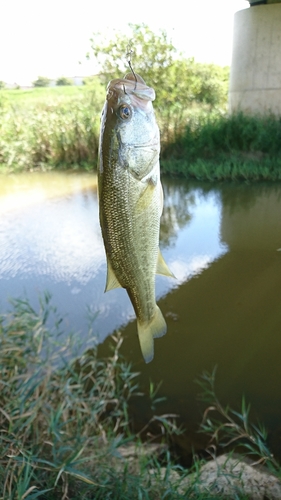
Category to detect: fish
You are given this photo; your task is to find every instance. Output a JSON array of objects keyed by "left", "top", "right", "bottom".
[{"left": 98, "top": 72, "right": 174, "bottom": 363}]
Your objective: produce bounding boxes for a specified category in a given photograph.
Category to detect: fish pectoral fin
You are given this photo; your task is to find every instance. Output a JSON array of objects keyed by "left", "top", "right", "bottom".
[
  {"left": 105, "top": 258, "right": 122, "bottom": 292},
  {"left": 135, "top": 181, "right": 155, "bottom": 211},
  {"left": 137, "top": 306, "right": 167, "bottom": 364},
  {"left": 156, "top": 249, "right": 176, "bottom": 278}
]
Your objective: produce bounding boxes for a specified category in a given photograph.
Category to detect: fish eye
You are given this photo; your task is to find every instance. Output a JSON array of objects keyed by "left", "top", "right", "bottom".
[{"left": 118, "top": 104, "right": 132, "bottom": 120}]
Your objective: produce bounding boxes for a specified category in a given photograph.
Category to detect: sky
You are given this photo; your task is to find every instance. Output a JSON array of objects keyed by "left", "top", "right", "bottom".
[{"left": 1, "top": 0, "right": 249, "bottom": 86}]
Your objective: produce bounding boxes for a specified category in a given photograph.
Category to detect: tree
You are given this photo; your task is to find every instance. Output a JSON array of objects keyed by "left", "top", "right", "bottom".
[
  {"left": 90, "top": 23, "right": 176, "bottom": 89},
  {"left": 89, "top": 24, "right": 229, "bottom": 106},
  {"left": 33, "top": 76, "right": 50, "bottom": 87},
  {"left": 89, "top": 24, "right": 229, "bottom": 142},
  {"left": 191, "top": 62, "right": 230, "bottom": 106},
  {"left": 0, "top": 81, "right": 5, "bottom": 89},
  {"left": 56, "top": 76, "right": 72, "bottom": 86}
]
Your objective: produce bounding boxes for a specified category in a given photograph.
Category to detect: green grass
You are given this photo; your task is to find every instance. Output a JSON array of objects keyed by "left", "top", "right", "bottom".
[
  {"left": 0, "top": 82, "right": 104, "bottom": 173},
  {"left": 0, "top": 293, "right": 190, "bottom": 499},
  {"left": 1, "top": 85, "right": 281, "bottom": 181},
  {"left": 196, "top": 367, "right": 281, "bottom": 474},
  {"left": 161, "top": 113, "right": 281, "bottom": 181},
  {"left": 1, "top": 294, "right": 280, "bottom": 499},
  {"left": 2, "top": 85, "right": 86, "bottom": 101},
  {"left": 161, "top": 156, "right": 281, "bottom": 181}
]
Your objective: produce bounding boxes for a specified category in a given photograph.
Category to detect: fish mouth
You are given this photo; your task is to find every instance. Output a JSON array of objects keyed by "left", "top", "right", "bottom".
[{"left": 107, "top": 78, "right": 156, "bottom": 104}]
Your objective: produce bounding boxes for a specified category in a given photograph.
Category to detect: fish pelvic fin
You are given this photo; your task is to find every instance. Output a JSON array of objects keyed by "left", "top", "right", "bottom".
[
  {"left": 137, "top": 306, "right": 167, "bottom": 363},
  {"left": 105, "top": 258, "right": 122, "bottom": 292},
  {"left": 156, "top": 249, "right": 176, "bottom": 278}
]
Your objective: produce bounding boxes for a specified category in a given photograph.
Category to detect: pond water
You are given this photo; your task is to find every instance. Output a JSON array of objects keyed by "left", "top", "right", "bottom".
[{"left": 1, "top": 171, "right": 281, "bottom": 462}]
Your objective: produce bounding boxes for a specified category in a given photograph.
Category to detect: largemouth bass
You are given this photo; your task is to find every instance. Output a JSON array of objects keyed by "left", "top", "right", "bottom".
[{"left": 98, "top": 72, "right": 174, "bottom": 363}]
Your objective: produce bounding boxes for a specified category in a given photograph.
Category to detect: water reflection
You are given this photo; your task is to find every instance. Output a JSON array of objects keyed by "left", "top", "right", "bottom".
[
  {"left": 220, "top": 182, "right": 281, "bottom": 251},
  {"left": 159, "top": 179, "right": 227, "bottom": 291},
  {"left": 0, "top": 172, "right": 226, "bottom": 345}
]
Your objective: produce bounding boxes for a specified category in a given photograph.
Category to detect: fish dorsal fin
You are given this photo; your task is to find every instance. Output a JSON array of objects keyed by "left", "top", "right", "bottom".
[
  {"left": 156, "top": 249, "right": 175, "bottom": 278},
  {"left": 105, "top": 258, "right": 122, "bottom": 292}
]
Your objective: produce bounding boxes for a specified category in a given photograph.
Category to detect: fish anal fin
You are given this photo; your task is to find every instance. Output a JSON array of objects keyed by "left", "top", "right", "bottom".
[
  {"left": 156, "top": 249, "right": 175, "bottom": 278},
  {"left": 105, "top": 258, "right": 122, "bottom": 292},
  {"left": 137, "top": 306, "right": 167, "bottom": 363}
]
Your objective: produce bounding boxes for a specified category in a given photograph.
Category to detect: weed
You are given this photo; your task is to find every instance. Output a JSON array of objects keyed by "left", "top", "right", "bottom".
[
  {"left": 1, "top": 85, "right": 281, "bottom": 181},
  {"left": 161, "top": 113, "right": 281, "bottom": 181},
  {"left": 0, "top": 294, "right": 183, "bottom": 499},
  {"left": 1, "top": 296, "right": 281, "bottom": 498},
  {"left": 0, "top": 83, "right": 103, "bottom": 173},
  {"left": 196, "top": 367, "right": 281, "bottom": 476}
]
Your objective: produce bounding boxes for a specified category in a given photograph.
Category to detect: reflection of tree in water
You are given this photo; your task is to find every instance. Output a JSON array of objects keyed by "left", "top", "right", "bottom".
[
  {"left": 160, "top": 178, "right": 196, "bottom": 248},
  {"left": 220, "top": 182, "right": 281, "bottom": 216},
  {"left": 219, "top": 181, "right": 281, "bottom": 250}
]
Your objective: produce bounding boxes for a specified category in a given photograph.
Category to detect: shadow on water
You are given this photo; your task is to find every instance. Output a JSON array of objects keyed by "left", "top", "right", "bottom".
[{"left": 1, "top": 172, "right": 281, "bottom": 464}]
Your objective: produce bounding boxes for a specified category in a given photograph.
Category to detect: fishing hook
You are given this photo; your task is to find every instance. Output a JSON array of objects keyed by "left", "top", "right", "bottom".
[{"left": 126, "top": 43, "right": 137, "bottom": 90}]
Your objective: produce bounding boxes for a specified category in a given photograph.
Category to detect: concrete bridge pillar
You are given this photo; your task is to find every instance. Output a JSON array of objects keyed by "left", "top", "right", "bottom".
[{"left": 229, "top": 3, "right": 281, "bottom": 115}]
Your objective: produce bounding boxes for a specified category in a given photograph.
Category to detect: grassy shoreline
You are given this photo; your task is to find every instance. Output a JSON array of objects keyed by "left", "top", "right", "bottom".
[
  {"left": 0, "top": 294, "right": 181, "bottom": 499},
  {"left": 1, "top": 295, "right": 281, "bottom": 499},
  {"left": 0, "top": 85, "right": 103, "bottom": 174},
  {"left": 1, "top": 87, "right": 281, "bottom": 181},
  {"left": 160, "top": 156, "right": 281, "bottom": 182},
  {"left": 161, "top": 112, "right": 281, "bottom": 181}
]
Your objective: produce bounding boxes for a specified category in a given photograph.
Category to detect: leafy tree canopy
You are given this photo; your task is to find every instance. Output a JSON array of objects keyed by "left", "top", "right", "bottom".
[
  {"left": 33, "top": 76, "right": 50, "bottom": 87},
  {"left": 89, "top": 24, "right": 229, "bottom": 141},
  {"left": 56, "top": 76, "right": 73, "bottom": 86},
  {"left": 90, "top": 23, "right": 229, "bottom": 105},
  {"left": 90, "top": 23, "right": 176, "bottom": 89}
]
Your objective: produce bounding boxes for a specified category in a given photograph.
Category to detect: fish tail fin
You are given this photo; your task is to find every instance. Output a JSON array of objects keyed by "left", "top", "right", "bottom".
[{"left": 137, "top": 306, "right": 167, "bottom": 364}]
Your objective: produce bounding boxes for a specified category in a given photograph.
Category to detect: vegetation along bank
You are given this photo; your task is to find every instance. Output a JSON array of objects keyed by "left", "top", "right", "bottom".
[
  {"left": 1, "top": 24, "right": 281, "bottom": 181},
  {"left": 1, "top": 295, "right": 281, "bottom": 499}
]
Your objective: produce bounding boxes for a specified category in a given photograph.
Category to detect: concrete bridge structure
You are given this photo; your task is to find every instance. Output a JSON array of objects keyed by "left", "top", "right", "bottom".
[{"left": 229, "top": 0, "right": 281, "bottom": 115}]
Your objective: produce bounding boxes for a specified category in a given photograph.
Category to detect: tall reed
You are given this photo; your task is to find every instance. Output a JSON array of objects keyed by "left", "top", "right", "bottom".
[
  {"left": 0, "top": 85, "right": 103, "bottom": 172},
  {"left": 1, "top": 294, "right": 280, "bottom": 498},
  {"left": 0, "top": 293, "right": 182, "bottom": 499},
  {"left": 161, "top": 112, "right": 281, "bottom": 181},
  {"left": 2, "top": 86, "right": 281, "bottom": 181}
]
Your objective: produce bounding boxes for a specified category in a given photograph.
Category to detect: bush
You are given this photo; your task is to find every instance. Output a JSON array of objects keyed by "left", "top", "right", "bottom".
[
  {"left": 33, "top": 76, "right": 51, "bottom": 87},
  {"left": 90, "top": 24, "right": 229, "bottom": 144},
  {"left": 56, "top": 76, "right": 73, "bottom": 86}
]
